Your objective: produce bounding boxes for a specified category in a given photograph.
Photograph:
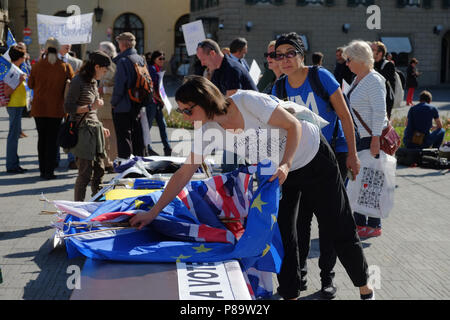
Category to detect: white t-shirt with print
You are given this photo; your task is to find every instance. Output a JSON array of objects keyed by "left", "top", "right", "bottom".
[{"left": 190, "top": 90, "right": 320, "bottom": 171}]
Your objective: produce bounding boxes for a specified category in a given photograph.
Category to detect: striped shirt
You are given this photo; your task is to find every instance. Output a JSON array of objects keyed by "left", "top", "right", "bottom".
[
  {"left": 348, "top": 70, "right": 388, "bottom": 138},
  {"left": 64, "top": 75, "right": 100, "bottom": 122}
]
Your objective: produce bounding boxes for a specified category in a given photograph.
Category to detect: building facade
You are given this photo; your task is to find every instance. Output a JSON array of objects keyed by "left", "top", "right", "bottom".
[
  {"left": 6, "top": 0, "right": 189, "bottom": 74},
  {"left": 190, "top": 0, "right": 450, "bottom": 86}
]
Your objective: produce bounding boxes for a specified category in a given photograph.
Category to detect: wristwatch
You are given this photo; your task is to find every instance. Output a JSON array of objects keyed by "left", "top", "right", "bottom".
[{"left": 88, "top": 104, "right": 92, "bottom": 111}]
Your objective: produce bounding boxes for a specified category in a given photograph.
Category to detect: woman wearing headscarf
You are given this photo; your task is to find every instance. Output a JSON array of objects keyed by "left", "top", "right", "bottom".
[{"left": 28, "top": 37, "right": 74, "bottom": 180}]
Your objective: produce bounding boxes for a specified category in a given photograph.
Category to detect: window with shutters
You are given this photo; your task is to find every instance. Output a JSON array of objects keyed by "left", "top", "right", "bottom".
[
  {"left": 347, "top": 0, "right": 375, "bottom": 7},
  {"left": 297, "top": 0, "right": 336, "bottom": 6},
  {"left": 245, "top": 0, "right": 284, "bottom": 5},
  {"left": 113, "top": 13, "right": 145, "bottom": 54}
]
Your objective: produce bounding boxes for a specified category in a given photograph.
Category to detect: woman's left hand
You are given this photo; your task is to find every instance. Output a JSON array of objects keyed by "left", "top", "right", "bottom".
[{"left": 268, "top": 163, "right": 290, "bottom": 185}]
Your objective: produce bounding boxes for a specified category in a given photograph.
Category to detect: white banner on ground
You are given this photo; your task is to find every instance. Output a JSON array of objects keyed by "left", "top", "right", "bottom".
[
  {"left": 158, "top": 71, "right": 173, "bottom": 114},
  {"left": 181, "top": 20, "right": 206, "bottom": 56},
  {"left": 249, "top": 60, "right": 261, "bottom": 85},
  {"left": 37, "top": 13, "right": 93, "bottom": 45}
]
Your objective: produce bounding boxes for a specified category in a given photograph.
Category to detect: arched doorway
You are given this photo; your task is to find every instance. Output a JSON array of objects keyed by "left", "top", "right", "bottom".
[
  {"left": 54, "top": 10, "right": 82, "bottom": 59},
  {"left": 441, "top": 31, "right": 450, "bottom": 83},
  {"left": 113, "top": 13, "right": 144, "bottom": 54},
  {"left": 173, "top": 14, "right": 190, "bottom": 75}
]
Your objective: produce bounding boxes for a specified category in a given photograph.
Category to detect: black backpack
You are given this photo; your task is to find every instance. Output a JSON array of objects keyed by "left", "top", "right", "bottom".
[{"left": 273, "top": 66, "right": 360, "bottom": 151}]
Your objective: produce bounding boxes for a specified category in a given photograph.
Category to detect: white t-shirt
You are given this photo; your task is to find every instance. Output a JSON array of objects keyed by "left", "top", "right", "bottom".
[{"left": 191, "top": 90, "right": 320, "bottom": 171}]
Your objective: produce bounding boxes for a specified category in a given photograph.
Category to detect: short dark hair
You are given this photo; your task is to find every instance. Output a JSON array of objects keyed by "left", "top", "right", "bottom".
[
  {"left": 175, "top": 75, "right": 229, "bottom": 120},
  {"left": 410, "top": 58, "right": 419, "bottom": 65},
  {"left": 229, "top": 38, "right": 247, "bottom": 53},
  {"left": 197, "top": 39, "right": 221, "bottom": 54},
  {"left": 419, "top": 90, "right": 432, "bottom": 103},
  {"left": 312, "top": 52, "right": 324, "bottom": 65},
  {"left": 150, "top": 50, "right": 164, "bottom": 65},
  {"left": 8, "top": 45, "right": 26, "bottom": 62}
]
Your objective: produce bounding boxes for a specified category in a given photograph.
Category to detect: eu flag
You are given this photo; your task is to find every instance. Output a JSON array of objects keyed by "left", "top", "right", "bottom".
[
  {"left": 0, "top": 56, "right": 11, "bottom": 81},
  {"left": 52, "top": 161, "right": 284, "bottom": 298},
  {"left": 6, "top": 28, "right": 17, "bottom": 48}
]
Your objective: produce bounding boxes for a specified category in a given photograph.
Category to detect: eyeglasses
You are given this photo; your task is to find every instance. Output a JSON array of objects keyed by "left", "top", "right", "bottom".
[
  {"left": 158, "top": 56, "right": 165, "bottom": 61},
  {"left": 274, "top": 50, "right": 301, "bottom": 61},
  {"left": 264, "top": 52, "right": 277, "bottom": 59},
  {"left": 346, "top": 57, "right": 352, "bottom": 63},
  {"left": 197, "top": 41, "right": 216, "bottom": 52},
  {"left": 176, "top": 104, "right": 198, "bottom": 116}
]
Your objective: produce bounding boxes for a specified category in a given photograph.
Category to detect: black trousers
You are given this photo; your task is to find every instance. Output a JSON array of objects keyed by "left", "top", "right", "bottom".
[
  {"left": 34, "top": 117, "right": 62, "bottom": 177},
  {"left": 298, "top": 151, "right": 348, "bottom": 286},
  {"left": 112, "top": 108, "right": 145, "bottom": 159},
  {"left": 276, "top": 136, "right": 368, "bottom": 299}
]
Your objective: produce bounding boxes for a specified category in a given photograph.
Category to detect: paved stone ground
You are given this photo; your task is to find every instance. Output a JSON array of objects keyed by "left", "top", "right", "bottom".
[{"left": 0, "top": 81, "right": 449, "bottom": 300}]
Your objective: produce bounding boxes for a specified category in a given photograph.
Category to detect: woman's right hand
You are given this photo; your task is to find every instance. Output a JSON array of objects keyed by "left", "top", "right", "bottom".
[{"left": 130, "top": 211, "right": 157, "bottom": 230}]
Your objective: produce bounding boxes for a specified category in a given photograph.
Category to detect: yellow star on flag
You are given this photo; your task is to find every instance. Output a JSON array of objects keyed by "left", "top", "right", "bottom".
[
  {"left": 271, "top": 214, "right": 277, "bottom": 230},
  {"left": 134, "top": 200, "right": 145, "bottom": 209},
  {"left": 172, "top": 254, "right": 192, "bottom": 263},
  {"left": 251, "top": 193, "right": 268, "bottom": 213},
  {"left": 192, "top": 244, "right": 212, "bottom": 254},
  {"left": 262, "top": 244, "right": 271, "bottom": 257}
]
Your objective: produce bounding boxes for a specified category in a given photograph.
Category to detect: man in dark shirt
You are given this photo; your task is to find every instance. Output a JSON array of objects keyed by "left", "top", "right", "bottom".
[
  {"left": 404, "top": 90, "right": 445, "bottom": 149},
  {"left": 371, "top": 41, "right": 396, "bottom": 119},
  {"left": 196, "top": 39, "right": 257, "bottom": 97},
  {"left": 333, "top": 47, "right": 354, "bottom": 88}
]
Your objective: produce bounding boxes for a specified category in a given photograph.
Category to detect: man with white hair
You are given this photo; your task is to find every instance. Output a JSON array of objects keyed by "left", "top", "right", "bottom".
[{"left": 111, "top": 32, "right": 146, "bottom": 159}]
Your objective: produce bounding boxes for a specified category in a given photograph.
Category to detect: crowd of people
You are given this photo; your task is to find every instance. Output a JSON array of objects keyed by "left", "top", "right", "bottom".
[{"left": 2, "top": 30, "right": 446, "bottom": 301}]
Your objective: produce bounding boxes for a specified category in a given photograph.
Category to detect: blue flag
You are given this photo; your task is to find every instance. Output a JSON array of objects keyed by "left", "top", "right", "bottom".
[
  {"left": 56, "top": 162, "right": 284, "bottom": 298},
  {"left": 0, "top": 56, "right": 12, "bottom": 81},
  {"left": 6, "top": 28, "right": 17, "bottom": 48}
]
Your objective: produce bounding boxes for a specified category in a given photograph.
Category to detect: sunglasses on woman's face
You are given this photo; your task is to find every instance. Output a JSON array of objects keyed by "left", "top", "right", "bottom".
[
  {"left": 175, "top": 104, "right": 197, "bottom": 116},
  {"left": 158, "top": 56, "right": 165, "bottom": 61},
  {"left": 264, "top": 52, "right": 277, "bottom": 59},
  {"left": 274, "top": 50, "right": 301, "bottom": 61}
]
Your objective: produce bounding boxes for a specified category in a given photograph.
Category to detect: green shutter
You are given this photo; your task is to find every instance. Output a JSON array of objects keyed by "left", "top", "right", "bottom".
[
  {"left": 444, "top": 0, "right": 450, "bottom": 8},
  {"left": 273, "top": 0, "right": 284, "bottom": 5},
  {"left": 347, "top": 0, "right": 357, "bottom": 7},
  {"left": 297, "top": 0, "right": 308, "bottom": 6},
  {"left": 324, "top": 0, "right": 335, "bottom": 6},
  {"left": 365, "top": 0, "right": 375, "bottom": 5}
]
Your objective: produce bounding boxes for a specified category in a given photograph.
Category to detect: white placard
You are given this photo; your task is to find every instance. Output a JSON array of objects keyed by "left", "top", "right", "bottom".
[
  {"left": 37, "top": 13, "right": 93, "bottom": 45},
  {"left": 177, "top": 261, "right": 251, "bottom": 300},
  {"left": 4, "top": 63, "right": 25, "bottom": 90},
  {"left": 158, "top": 71, "right": 173, "bottom": 114},
  {"left": 181, "top": 20, "right": 206, "bottom": 56},
  {"left": 248, "top": 59, "right": 261, "bottom": 85}
]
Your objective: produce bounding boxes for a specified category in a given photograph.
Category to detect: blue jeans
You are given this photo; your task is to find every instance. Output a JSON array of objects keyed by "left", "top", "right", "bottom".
[
  {"left": 146, "top": 103, "right": 171, "bottom": 150},
  {"left": 354, "top": 136, "right": 382, "bottom": 229},
  {"left": 6, "top": 107, "right": 25, "bottom": 170},
  {"left": 405, "top": 128, "right": 446, "bottom": 149}
]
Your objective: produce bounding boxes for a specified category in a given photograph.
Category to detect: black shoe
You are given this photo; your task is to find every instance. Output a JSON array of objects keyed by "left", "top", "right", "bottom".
[
  {"left": 7, "top": 167, "right": 26, "bottom": 174},
  {"left": 164, "top": 147, "right": 172, "bottom": 156},
  {"left": 147, "top": 147, "right": 159, "bottom": 156},
  {"left": 320, "top": 281, "right": 337, "bottom": 300},
  {"left": 41, "top": 173, "right": 57, "bottom": 180}
]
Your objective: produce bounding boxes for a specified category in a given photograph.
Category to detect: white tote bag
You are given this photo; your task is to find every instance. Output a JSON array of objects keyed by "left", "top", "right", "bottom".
[{"left": 347, "top": 150, "right": 397, "bottom": 219}]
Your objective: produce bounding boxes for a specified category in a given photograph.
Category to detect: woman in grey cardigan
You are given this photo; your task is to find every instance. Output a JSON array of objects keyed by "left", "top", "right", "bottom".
[{"left": 64, "top": 51, "right": 112, "bottom": 201}]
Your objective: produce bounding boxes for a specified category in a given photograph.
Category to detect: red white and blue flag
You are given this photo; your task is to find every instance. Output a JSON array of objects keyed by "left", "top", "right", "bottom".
[{"left": 52, "top": 161, "right": 283, "bottom": 299}]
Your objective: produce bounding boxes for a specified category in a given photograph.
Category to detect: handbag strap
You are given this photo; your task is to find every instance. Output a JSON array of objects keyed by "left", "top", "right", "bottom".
[{"left": 351, "top": 108, "right": 373, "bottom": 136}]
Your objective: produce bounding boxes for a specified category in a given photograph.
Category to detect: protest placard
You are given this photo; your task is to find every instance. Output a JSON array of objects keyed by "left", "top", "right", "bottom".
[
  {"left": 181, "top": 20, "right": 206, "bottom": 56},
  {"left": 37, "top": 13, "right": 93, "bottom": 45}
]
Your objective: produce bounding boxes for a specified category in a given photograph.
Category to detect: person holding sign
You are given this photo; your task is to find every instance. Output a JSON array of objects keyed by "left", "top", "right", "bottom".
[
  {"left": 145, "top": 50, "right": 172, "bottom": 156},
  {"left": 4, "top": 45, "right": 28, "bottom": 174}
]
